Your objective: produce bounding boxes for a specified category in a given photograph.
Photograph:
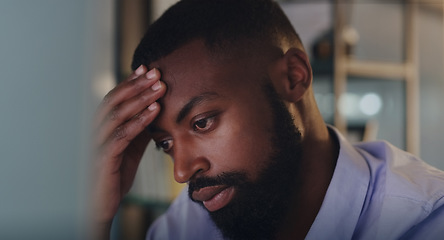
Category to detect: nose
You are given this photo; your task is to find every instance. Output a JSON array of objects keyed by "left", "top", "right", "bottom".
[{"left": 172, "top": 142, "right": 211, "bottom": 183}]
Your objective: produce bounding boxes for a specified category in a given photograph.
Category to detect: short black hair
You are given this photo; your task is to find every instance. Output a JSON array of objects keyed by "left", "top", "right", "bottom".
[{"left": 131, "top": 0, "right": 301, "bottom": 71}]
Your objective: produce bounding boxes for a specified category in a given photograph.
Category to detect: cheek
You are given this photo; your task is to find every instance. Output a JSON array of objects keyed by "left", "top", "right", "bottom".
[{"left": 202, "top": 109, "right": 274, "bottom": 179}]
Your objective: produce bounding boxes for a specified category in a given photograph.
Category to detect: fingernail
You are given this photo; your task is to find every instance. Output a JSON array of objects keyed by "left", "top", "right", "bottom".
[
  {"left": 151, "top": 81, "right": 162, "bottom": 91},
  {"left": 148, "top": 102, "right": 158, "bottom": 111},
  {"left": 146, "top": 68, "right": 157, "bottom": 80},
  {"left": 135, "top": 65, "right": 145, "bottom": 76}
]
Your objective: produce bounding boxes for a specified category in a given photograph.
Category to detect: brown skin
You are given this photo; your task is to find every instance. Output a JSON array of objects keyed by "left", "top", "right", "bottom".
[
  {"left": 93, "top": 66, "right": 167, "bottom": 239},
  {"left": 269, "top": 43, "right": 338, "bottom": 239},
  {"left": 149, "top": 41, "right": 276, "bottom": 184},
  {"left": 93, "top": 39, "right": 338, "bottom": 239}
]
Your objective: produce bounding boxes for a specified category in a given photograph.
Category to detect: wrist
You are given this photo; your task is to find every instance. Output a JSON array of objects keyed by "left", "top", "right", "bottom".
[{"left": 93, "top": 220, "right": 113, "bottom": 240}]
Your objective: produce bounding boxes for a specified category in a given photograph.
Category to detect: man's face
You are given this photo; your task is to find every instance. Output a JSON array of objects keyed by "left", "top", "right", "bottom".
[
  {"left": 150, "top": 39, "right": 277, "bottom": 188},
  {"left": 150, "top": 39, "right": 302, "bottom": 239}
]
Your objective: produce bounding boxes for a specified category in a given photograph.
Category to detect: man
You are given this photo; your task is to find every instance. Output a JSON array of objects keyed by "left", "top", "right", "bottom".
[{"left": 94, "top": 0, "right": 444, "bottom": 239}]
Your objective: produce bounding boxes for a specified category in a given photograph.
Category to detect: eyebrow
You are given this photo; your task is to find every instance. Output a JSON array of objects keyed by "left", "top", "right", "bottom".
[{"left": 176, "top": 92, "right": 220, "bottom": 124}]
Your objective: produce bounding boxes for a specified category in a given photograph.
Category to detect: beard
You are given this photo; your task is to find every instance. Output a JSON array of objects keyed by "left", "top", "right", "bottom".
[{"left": 188, "top": 84, "right": 303, "bottom": 240}]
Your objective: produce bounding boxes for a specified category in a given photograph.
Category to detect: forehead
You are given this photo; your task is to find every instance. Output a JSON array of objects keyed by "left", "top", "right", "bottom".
[
  {"left": 150, "top": 39, "right": 266, "bottom": 108},
  {"left": 153, "top": 40, "right": 253, "bottom": 89}
]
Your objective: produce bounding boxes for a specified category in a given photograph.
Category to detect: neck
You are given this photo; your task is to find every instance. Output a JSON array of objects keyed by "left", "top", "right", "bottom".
[{"left": 276, "top": 101, "right": 339, "bottom": 239}]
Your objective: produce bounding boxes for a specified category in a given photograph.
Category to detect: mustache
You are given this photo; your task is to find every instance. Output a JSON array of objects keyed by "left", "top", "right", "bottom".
[{"left": 188, "top": 172, "right": 248, "bottom": 193}]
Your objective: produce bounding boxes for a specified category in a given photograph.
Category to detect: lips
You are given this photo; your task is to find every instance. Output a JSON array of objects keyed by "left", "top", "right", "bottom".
[{"left": 192, "top": 185, "right": 235, "bottom": 212}]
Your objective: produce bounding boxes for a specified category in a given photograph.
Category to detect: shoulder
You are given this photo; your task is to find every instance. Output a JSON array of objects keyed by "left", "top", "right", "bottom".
[
  {"left": 355, "top": 140, "right": 444, "bottom": 206},
  {"left": 146, "top": 187, "right": 223, "bottom": 240},
  {"left": 353, "top": 141, "right": 444, "bottom": 239}
]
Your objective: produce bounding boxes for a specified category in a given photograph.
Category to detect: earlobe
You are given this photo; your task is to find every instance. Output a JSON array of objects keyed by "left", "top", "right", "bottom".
[{"left": 281, "top": 48, "right": 313, "bottom": 103}]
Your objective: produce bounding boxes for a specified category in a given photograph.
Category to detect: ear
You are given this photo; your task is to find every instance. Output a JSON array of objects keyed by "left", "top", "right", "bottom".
[{"left": 270, "top": 48, "right": 312, "bottom": 103}]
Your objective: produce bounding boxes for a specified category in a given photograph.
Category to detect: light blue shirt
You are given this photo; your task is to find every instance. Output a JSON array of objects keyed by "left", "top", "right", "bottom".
[{"left": 147, "top": 128, "right": 444, "bottom": 239}]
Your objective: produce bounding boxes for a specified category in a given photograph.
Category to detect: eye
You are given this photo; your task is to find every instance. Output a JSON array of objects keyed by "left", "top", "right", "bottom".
[
  {"left": 155, "top": 139, "right": 173, "bottom": 152},
  {"left": 193, "top": 116, "right": 216, "bottom": 132}
]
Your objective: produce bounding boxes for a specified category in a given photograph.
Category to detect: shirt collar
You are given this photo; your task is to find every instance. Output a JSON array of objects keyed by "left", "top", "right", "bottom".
[{"left": 305, "top": 126, "right": 370, "bottom": 239}]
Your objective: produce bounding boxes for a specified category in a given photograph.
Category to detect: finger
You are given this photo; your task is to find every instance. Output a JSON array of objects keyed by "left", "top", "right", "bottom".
[
  {"left": 95, "top": 68, "right": 161, "bottom": 127},
  {"left": 98, "top": 102, "right": 161, "bottom": 168},
  {"left": 96, "top": 80, "right": 166, "bottom": 146},
  {"left": 97, "top": 68, "right": 159, "bottom": 123},
  {"left": 127, "top": 65, "right": 147, "bottom": 81}
]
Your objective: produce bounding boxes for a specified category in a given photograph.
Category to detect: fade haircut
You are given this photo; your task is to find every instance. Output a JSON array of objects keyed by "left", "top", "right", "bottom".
[{"left": 131, "top": 0, "right": 302, "bottom": 70}]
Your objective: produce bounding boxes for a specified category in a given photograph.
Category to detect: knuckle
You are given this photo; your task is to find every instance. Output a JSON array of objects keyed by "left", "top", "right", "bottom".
[
  {"left": 133, "top": 112, "right": 147, "bottom": 125},
  {"left": 133, "top": 113, "right": 142, "bottom": 123},
  {"left": 108, "top": 106, "right": 120, "bottom": 121},
  {"left": 102, "top": 91, "right": 114, "bottom": 106},
  {"left": 127, "top": 78, "right": 139, "bottom": 88},
  {"left": 112, "top": 125, "right": 127, "bottom": 141}
]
